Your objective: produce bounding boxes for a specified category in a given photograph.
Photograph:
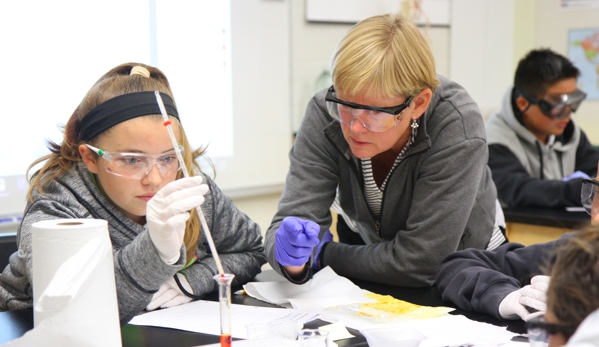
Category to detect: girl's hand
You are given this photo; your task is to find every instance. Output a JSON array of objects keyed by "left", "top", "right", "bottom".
[{"left": 146, "top": 176, "right": 208, "bottom": 264}]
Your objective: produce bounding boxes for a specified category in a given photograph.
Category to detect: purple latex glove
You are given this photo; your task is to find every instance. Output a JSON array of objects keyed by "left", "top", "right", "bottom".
[
  {"left": 562, "top": 170, "right": 590, "bottom": 182},
  {"left": 275, "top": 217, "right": 320, "bottom": 267},
  {"left": 312, "top": 229, "right": 333, "bottom": 271}
]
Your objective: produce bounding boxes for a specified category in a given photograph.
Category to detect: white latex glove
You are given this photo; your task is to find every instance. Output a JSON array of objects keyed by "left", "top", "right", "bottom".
[
  {"left": 146, "top": 274, "right": 193, "bottom": 311},
  {"left": 498, "top": 275, "right": 550, "bottom": 320},
  {"left": 147, "top": 176, "right": 208, "bottom": 264}
]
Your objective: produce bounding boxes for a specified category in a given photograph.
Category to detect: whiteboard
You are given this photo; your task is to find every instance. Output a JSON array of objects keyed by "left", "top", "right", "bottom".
[{"left": 306, "top": 0, "right": 451, "bottom": 25}]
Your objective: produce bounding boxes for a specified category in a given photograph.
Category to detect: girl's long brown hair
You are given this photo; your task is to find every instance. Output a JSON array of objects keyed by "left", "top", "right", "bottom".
[{"left": 27, "top": 62, "right": 206, "bottom": 263}]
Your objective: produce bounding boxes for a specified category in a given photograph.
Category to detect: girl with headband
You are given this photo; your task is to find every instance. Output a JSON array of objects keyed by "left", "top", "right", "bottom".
[{"left": 0, "top": 63, "right": 266, "bottom": 324}]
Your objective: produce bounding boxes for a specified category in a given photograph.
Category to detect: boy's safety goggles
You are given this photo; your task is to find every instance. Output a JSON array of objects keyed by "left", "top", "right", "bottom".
[
  {"left": 324, "top": 85, "right": 413, "bottom": 132},
  {"left": 85, "top": 144, "right": 183, "bottom": 179},
  {"left": 581, "top": 178, "right": 599, "bottom": 217},
  {"left": 517, "top": 88, "right": 586, "bottom": 120}
]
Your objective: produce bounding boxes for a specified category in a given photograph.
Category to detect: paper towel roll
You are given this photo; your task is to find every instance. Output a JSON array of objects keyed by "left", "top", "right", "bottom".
[{"left": 4, "top": 218, "right": 122, "bottom": 346}]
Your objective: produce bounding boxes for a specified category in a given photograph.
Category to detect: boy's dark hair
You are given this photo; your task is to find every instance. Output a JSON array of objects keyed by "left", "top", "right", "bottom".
[{"left": 514, "top": 48, "right": 580, "bottom": 98}]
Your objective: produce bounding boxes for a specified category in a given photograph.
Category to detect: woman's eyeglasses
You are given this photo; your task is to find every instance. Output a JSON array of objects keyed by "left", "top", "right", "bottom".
[{"left": 324, "top": 85, "right": 413, "bottom": 132}]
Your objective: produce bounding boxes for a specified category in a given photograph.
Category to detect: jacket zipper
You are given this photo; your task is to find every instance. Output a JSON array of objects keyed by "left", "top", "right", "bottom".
[
  {"left": 325, "top": 129, "right": 430, "bottom": 238},
  {"left": 376, "top": 144, "right": 429, "bottom": 236},
  {"left": 535, "top": 141, "right": 545, "bottom": 179},
  {"left": 374, "top": 220, "right": 381, "bottom": 235}
]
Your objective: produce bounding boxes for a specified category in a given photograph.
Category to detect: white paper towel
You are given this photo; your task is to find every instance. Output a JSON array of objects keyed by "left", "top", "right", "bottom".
[{"left": 2, "top": 219, "right": 122, "bottom": 347}]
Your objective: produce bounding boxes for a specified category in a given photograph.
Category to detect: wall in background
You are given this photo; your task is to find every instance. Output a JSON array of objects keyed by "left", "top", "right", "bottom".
[
  {"left": 449, "top": 0, "right": 515, "bottom": 119},
  {"left": 513, "top": 0, "right": 537, "bottom": 72},
  {"left": 215, "top": 0, "right": 291, "bottom": 196},
  {"left": 290, "top": 1, "right": 352, "bottom": 133}
]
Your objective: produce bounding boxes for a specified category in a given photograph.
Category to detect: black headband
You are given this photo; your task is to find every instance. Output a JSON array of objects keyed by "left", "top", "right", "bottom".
[{"left": 80, "top": 91, "right": 179, "bottom": 141}]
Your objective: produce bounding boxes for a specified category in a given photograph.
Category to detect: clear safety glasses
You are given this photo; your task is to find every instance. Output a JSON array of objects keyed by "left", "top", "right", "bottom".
[
  {"left": 581, "top": 178, "right": 599, "bottom": 217},
  {"left": 518, "top": 89, "right": 587, "bottom": 120},
  {"left": 85, "top": 144, "right": 184, "bottom": 179},
  {"left": 526, "top": 314, "right": 575, "bottom": 347},
  {"left": 324, "top": 85, "right": 414, "bottom": 132}
]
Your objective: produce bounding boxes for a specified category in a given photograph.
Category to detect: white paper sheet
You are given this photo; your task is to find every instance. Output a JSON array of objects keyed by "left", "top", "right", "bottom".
[
  {"left": 243, "top": 266, "right": 372, "bottom": 310},
  {"left": 318, "top": 322, "right": 355, "bottom": 341},
  {"left": 129, "top": 300, "right": 320, "bottom": 339},
  {"left": 131, "top": 267, "right": 520, "bottom": 347},
  {"left": 200, "top": 338, "right": 341, "bottom": 347},
  {"left": 320, "top": 311, "right": 518, "bottom": 347}
]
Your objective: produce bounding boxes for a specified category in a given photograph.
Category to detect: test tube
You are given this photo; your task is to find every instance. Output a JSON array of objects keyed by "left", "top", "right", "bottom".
[{"left": 214, "top": 274, "right": 235, "bottom": 347}]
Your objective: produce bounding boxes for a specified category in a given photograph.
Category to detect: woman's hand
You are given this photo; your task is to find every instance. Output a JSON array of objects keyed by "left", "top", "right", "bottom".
[{"left": 274, "top": 217, "right": 320, "bottom": 274}]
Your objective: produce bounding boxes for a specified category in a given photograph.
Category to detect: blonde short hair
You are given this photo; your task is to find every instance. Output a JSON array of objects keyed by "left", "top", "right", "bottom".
[{"left": 332, "top": 13, "right": 439, "bottom": 98}]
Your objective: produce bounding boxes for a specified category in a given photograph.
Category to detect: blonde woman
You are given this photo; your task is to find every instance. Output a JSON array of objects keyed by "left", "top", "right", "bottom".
[
  {"left": 0, "top": 63, "right": 266, "bottom": 324},
  {"left": 265, "top": 13, "right": 504, "bottom": 286}
]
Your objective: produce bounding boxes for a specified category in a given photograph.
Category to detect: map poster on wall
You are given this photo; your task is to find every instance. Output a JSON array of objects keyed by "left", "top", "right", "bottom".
[{"left": 569, "top": 28, "right": 599, "bottom": 100}]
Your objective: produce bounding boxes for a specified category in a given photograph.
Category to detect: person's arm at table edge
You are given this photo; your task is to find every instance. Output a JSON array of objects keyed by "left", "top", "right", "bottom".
[
  {"left": 436, "top": 233, "right": 575, "bottom": 319},
  {"left": 489, "top": 144, "right": 583, "bottom": 208}
]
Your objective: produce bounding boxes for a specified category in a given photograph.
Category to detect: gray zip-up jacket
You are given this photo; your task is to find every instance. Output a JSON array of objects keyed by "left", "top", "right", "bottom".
[
  {"left": 0, "top": 163, "right": 266, "bottom": 324},
  {"left": 265, "top": 76, "right": 497, "bottom": 287},
  {"left": 486, "top": 87, "right": 599, "bottom": 208}
]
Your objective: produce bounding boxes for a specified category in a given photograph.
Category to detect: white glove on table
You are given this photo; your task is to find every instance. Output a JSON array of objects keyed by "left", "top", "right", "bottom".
[
  {"left": 499, "top": 275, "right": 550, "bottom": 320},
  {"left": 147, "top": 176, "right": 208, "bottom": 264},
  {"left": 146, "top": 274, "right": 194, "bottom": 311}
]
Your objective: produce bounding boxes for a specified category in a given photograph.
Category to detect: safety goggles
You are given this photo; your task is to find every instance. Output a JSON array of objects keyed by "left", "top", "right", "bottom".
[
  {"left": 517, "top": 89, "right": 586, "bottom": 120},
  {"left": 581, "top": 178, "right": 599, "bottom": 217},
  {"left": 85, "top": 144, "right": 183, "bottom": 179},
  {"left": 526, "top": 315, "right": 574, "bottom": 347},
  {"left": 324, "top": 85, "right": 413, "bottom": 132}
]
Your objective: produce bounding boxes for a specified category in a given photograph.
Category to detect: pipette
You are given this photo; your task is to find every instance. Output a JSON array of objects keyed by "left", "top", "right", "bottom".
[
  {"left": 154, "top": 91, "right": 224, "bottom": 276},
  {"left": 155, "top": 92, "right": 233, "bottom": 346}
]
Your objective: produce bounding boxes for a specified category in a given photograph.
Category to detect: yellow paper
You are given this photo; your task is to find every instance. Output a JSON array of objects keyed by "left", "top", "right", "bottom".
[{"left": 326, "top": 292, "right": 454, "bottom": 323}]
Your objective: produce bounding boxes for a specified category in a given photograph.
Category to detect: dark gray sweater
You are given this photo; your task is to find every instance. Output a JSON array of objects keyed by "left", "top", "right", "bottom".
[{"left": 0, "top": 163, "right": 266, "bottom": 324}]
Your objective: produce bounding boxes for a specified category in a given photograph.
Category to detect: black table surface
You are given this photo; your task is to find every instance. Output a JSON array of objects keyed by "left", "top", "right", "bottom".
[
  {"left": 502, "top": 206, "right": 589, "bottom": 230},
  {"left": 0, "top": 270, "right": 524, "bottom": 347}
]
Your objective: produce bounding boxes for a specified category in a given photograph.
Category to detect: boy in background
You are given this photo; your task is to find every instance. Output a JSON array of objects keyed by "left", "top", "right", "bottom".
[{"left": 486, "top": 48, "right": 599, "bottom": 208}]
